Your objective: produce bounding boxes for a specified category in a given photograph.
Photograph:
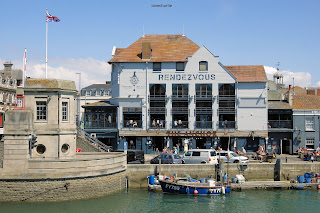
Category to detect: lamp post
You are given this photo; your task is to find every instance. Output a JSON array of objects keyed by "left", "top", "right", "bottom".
[{"left": 76, "top": 73, "right": 81, "bottom": 127}]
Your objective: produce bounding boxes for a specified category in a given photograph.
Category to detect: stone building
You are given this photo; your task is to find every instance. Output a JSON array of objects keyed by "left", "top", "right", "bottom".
[
  {"left": 0, "top": 62, "right": 22, "bottom": 136},
  {"left": 79, "top": 82, "right": 112, "bottom": 123},
  {"left": 22, "top": 78, "right": 78, "bottom": 159},
  {"left": 106, "top": 34, "right": 268, "bottom": 153}
]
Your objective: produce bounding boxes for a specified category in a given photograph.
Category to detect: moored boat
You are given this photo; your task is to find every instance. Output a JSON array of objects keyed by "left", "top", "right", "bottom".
[{"left": 159, "top": 179, "right": 231, "bottom": 195}]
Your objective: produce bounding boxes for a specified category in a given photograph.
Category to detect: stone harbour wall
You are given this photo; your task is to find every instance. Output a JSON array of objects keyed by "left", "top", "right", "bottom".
[
  {"left": 0, "top": 171, "right": 127, "bottom": 202},
  {"left": 127, "top": 163, "right": 320, "bottom": 188}
]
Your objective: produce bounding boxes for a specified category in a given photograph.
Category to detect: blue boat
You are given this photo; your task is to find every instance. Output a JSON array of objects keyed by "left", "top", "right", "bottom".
[{"left": 159, "top": 179, "right": 231, "bottom": 195}]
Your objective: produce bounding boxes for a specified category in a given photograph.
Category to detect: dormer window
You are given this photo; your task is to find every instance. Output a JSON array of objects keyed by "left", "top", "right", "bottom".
[
  {"left": 199, "top": 61, "right": 208, "bottom": 71},
  {"left": 153, "top": 62, "right": 161, "bottom": 71},
  {"left": 176, "top": 62, "right": 185, "bottom": 71}
]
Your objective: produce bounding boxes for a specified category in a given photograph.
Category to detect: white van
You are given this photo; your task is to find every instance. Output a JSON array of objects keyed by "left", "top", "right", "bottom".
[{"left": 182, "top": 149, "right": 218, "bottom": 164}]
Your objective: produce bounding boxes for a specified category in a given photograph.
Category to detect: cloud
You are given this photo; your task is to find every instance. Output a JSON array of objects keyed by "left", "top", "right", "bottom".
[
  {"left": 0, "top": 57, "right": 111, "bottom": 90},
  {"left": 264, "top": 66, "right": 312, "bottom": 88}
]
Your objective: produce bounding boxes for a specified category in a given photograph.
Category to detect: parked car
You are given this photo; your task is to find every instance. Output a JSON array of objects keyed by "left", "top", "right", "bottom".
[
  {"left": 182, "top": 149, "right": 218, "bottom": 164},
  {"left": 150, "top": 153, "right": 184, "bottom": 164},
  {"left": 217, "top": 150, "right": 249, "bottom": 163},
  {"left": 114, "top": 149, "right": 145, "bottom": 164}
]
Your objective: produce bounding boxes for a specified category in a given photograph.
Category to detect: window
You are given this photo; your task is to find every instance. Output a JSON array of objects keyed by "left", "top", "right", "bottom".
[
  {"left": 306, "top": 138, "right": 314, "bottom": 149},
  {"left": 192, "top": 151, "right": 201, "bottom": 156},
  {"left": 153, "top": 62, "right": 161, "bottom": 71},
  {"left": 36, "top": 101, "right": 47, "bottom": 120},
  {"left": 100, "top": 90, "right": 104, "bottom": 96},
  {"left": 86, "top": 90, "right": 90, "bottom": 96},
  {"left": 17, "top": 97, "right": 23, "bottom": 107},
  {"left": 305, "top": 118, "right": 315, "bottom": 131},
  {"left": 176, "top": 62, "right": 184, "bottom": 71},
  {"left": 62, "top": 102, "right": 68, "bottom": 121},
  {"left": 199, "top": 61, "right": 208, "bottom": 71}
]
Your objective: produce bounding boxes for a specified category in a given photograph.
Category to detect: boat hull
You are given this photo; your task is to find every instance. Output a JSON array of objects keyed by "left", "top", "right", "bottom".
[{"left": 159, "top": 180, "right": 230, "bottom": 195}]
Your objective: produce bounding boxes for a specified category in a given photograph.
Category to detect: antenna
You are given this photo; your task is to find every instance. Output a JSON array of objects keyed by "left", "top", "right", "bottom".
[
  {"left": 143, "top": 25, "right": 145, "bottom": 37},
  {"left": 182, "top": 24, "right": 185, "bottom": 36}
]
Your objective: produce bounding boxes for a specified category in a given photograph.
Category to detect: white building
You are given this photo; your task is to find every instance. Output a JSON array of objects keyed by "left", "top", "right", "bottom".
[{"left": 108, "top": 34, "right": 268, "bottom": 153}]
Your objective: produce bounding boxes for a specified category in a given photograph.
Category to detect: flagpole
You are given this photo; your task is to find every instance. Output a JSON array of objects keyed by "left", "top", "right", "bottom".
[{"left": 45, "top": 8, "right": 48, "bottom": 79}]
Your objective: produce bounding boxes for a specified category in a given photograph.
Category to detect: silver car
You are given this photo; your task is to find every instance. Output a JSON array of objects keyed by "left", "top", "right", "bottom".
[
  {"left": 182, "top": 149, "right": 218, "bottom": 164},
  {"left": 217, "top": 151, "right": 249, "bottom": 163}
]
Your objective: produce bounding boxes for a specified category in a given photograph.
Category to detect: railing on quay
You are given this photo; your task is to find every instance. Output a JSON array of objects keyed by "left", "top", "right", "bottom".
[{"left": 77, "top": 127, "right": 112, "bottom": 152}]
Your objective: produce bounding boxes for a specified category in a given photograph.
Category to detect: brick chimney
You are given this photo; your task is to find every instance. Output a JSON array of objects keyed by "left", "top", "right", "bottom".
[
  {"left": 288, "top": 84, "right": 293, "bottom": 106},
  {"left": 3, "top": 62, "right": 13, "bottom": 71},
  {"left": 142, "top": 42, "right": 151, "bottom": 60}
]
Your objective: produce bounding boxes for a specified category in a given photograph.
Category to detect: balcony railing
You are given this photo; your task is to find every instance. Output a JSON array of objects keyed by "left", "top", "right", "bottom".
[
  {"left": 172, "top": 121, "right": 189, "bottom": 129},
  {"left": 150, "top": 107, "right": 166, "bottom": 114},
  {"left": 171, "top": 95, "right": 189, "bottom": 101},
  {"left": 268, "top": 120, "right": 292, "bottom": 129},
  {"left": 218, "top": 121, "right": 236, "bottom": 129},
  {"left": 195, "top": 121, "right": 213, "bottom": 129},
  {"left": 218, "top": 107, "right": 236, "bottom": 114},
  {"left": 150, "top": 120, "right": 166, "bottom": 129},
  {"left": 123, "top": 120, "right": 142, "bottom": 128},
  {"left": 172, "top": 107, "right": 188, "bottom": 114},
  {"left": 195, "top": 95, "right": 212, "bottom": 100},
  {"left": 149, "top": 94, "right": 166, "bottom": 100},
  {"left": 195, "top": 107, "right": 212, "bottom": 114},
  {"left": 85, "top": 121, "right": 117, "bottom": 129}
]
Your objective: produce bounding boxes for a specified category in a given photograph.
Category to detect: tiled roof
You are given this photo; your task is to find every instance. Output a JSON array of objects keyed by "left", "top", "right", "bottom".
[
  {"left": 268, "top": 101, "right": 292, "bottom": 109},
  {"left": 293, "top": 95, "right": 320, "bottom": 110},
  {"left": 280, "top": 86, "right": 306, "bottom": 95},
  {"left": 108, "top": 34, "right": 200, "bottom": 63},
  {"left": 224, "top": 65, "right": 267, "bottom": 82}
]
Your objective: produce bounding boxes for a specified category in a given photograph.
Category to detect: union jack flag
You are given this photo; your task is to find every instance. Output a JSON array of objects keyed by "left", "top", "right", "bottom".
[{"left": 46, "top": 10, "right": 60, "bottom": 22}]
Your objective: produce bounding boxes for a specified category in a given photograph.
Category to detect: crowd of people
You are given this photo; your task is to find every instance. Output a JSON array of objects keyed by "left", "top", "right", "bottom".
[{"left": 297, "top": 146, "right": 320, "bottom": 162}]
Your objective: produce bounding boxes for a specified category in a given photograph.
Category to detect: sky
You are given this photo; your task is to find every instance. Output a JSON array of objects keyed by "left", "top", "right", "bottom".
[{"left": 1, "top": 0, "right": 320, "bottom": 90}]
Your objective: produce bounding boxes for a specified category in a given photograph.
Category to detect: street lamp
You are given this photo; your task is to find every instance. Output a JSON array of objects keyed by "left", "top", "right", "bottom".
[{"left": 76, "top": 73, "right": 81, "bottom": 127}]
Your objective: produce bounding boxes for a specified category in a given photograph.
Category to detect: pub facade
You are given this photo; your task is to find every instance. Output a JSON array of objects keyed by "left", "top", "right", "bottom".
[{"left": 107, "top": 35, "right": 268, "bottom": 153}]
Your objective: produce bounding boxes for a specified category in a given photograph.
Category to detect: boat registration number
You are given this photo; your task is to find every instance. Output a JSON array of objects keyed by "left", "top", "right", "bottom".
[{"left": 165, "top": 184, "right": 180, "bottom": 191}]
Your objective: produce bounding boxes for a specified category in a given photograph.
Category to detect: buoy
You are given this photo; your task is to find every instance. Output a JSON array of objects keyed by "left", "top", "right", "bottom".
[
  {"left": 222, "top": 186, "right": 226, "bottom": 194},
  {"left": 194, "top": 189, "right": 198, "bottom": 194},
  {"left": 318, "top": 185, "right": 320, "bottom": 189}
]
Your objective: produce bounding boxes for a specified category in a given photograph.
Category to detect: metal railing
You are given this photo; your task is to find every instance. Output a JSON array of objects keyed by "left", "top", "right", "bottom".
[
  {"left": 218, "top": 121, "right": 236, "bottom": 129},
  {"left": 268, "top": 120, "right": 292, "bottom": 129},
  {"left": 77, "top": 127, "right": 111, "bottom": 152},
  {"left": 172, "top": 107, "right": 188, "bottom": 114},
  {"left": 85, "top": 121, "right": 117, "bottom": 129},
  {"left": 150, "top": 120, "right": 166, "bottom": 129},
  {"left": 195, "top": 121, "right": 213, "bottom": 129},
  {"left": 123, "top": 120, "right": 142, "bottom": 128},
  {"left": 150, "top": 107, "right": 166, "bottom": 114},
  {"left": 195, "top": 107, "right": 212, "bottom": 114},
  {"left": 172, "top": 121, "right": 189, "bottom": 129}
]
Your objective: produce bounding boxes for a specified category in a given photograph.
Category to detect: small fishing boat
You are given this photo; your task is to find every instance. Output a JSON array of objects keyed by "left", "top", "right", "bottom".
[{"left": 159, "top": 178, "right": 231, "bottom": 195}]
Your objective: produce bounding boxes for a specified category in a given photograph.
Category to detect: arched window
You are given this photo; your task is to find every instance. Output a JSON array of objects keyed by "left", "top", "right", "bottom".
[
  {"left": 199, "top": 61, "right": 208, "bottom": 71},
  {"left": 219, "top": 84, "right": 235, "bottom": 96},
  {"left": 172, "top": 84, "right": 188, "bottom": 97},
  {"left": 150, "top": 84, "right": 166, "bottom": 97},
  {"left": 196, "top": 84, "right": 212, "bottom": 97}
]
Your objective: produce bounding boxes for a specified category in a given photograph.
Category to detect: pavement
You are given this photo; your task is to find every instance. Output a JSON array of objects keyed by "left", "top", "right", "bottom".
[{"left": 143, "top": 153, "right": 320, "bottom": 164}]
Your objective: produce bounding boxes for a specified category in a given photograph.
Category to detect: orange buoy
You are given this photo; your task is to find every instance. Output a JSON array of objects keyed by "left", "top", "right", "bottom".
[
  {"left": 318, "top": 185, "right": 320, "bottom": 189},
  {"left": 194, "top": 189, "right": 198, "bottom": 194}
]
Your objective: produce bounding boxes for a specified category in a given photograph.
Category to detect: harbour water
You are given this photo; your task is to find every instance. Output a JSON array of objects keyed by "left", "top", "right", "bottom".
[{"left": 1, "top": 189, "right": 320, "bottom": 213}]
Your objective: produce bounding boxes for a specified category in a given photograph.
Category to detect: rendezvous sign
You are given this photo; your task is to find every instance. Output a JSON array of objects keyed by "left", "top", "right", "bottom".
[{"left": 158, "top": 73, "right": 215, "bottom": 81}]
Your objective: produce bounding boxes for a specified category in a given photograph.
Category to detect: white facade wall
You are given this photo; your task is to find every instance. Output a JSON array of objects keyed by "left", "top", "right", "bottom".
[
  {"left": 111, "top": 46, "right": 267, "bottom": 133},
  {"left": 237, "top": 82, "right": 268, "bottom": 131}
]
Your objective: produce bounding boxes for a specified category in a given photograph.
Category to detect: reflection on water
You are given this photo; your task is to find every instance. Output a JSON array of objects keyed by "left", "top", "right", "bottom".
[{"left": 0, "top": 189, "right": 320, "bottom": 213}]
